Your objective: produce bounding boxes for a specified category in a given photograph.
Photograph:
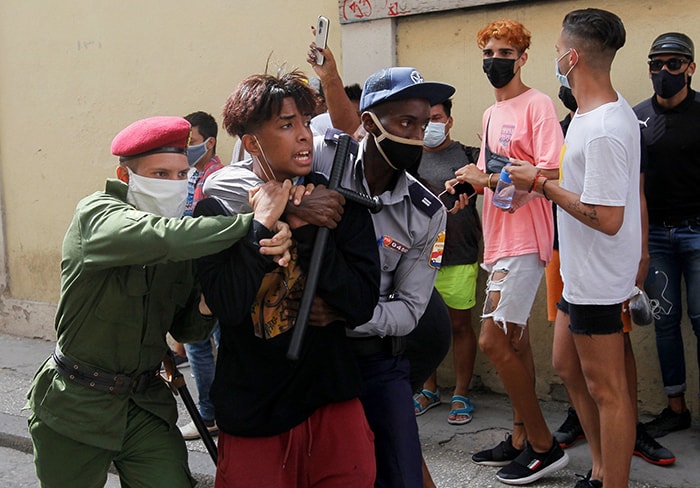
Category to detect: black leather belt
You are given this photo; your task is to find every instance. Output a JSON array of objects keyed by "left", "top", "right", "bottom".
[
  {"left": 52, "top": 345, "right": 161, "bottom": 395},
  {"left": 348, "top": 336, "right": 406, "bottom": 356},
  {"left": 652, "top": 216, "right": 700, "bottom": 228}
]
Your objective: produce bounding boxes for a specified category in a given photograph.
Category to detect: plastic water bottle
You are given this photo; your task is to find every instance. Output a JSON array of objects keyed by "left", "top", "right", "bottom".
[{"left": 492, "top": 167, "right": 515, "bottom": 209}]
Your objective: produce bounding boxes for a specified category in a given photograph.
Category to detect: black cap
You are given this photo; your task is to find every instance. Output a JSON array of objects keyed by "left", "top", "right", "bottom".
[{"left": 649, "top": 32, "right": 694, "bottom": 61}]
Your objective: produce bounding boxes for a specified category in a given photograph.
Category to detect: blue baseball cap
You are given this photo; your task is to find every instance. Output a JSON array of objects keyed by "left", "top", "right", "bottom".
[{"left": 360, "top": 67, "right": 456, "bottom": 111}]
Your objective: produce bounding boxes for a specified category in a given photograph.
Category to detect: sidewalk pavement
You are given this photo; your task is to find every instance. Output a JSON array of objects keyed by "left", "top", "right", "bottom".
[{"left": 1, "top": 332, "right": 697, "bottom": 487}]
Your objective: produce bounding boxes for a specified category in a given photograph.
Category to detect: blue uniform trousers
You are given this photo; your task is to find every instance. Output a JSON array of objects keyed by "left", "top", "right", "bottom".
[{"left": 357, "top": 353, "right": 422, "bottom": 488}]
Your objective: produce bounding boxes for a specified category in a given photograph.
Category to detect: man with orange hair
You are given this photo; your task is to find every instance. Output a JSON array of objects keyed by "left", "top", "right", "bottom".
[{"left": 452, "top": 19, "right": 568, "bottom": 485}]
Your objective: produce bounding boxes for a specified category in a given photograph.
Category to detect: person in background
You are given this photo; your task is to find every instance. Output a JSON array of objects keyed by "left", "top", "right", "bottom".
[
  {"left": 178, "top": 111, "right": 225, "bottom": 441},
  {"left": 634, "top": 31, "right": 698, "bottom": 440},
  {"left": 413, "top": 97, "right": 482, "bottom": 427},
  {"left": 311, "top": 83, "right": 363, "bottom": 137}
]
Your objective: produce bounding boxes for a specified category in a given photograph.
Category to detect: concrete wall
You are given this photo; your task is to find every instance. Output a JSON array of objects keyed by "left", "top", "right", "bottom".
[{"left": 1, "top": 0, "right": 697, "bottom": 416}]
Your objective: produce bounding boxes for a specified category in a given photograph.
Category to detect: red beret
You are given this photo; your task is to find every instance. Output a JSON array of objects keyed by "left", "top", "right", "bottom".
[{"left": 111, "top": 116, "right": 191, "bottom": 161}]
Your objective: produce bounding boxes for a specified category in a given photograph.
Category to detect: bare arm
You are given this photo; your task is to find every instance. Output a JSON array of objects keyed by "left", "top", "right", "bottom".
[
  {"left": 637, "top": 173, "right": 650, "bottom": 286},
  {"left": 307, "top": 39, "right": 361, "bottom": 135},
  {"left": 534, "top": 176, "right": 624, "bottom": 236}
]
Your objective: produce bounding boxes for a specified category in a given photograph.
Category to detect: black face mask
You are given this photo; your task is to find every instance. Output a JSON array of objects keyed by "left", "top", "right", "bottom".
[
  {"left": 483, "top": 57, "right": 516, "bottom": 88},
  {"left": 651, "top": 70, "right": 688, "bottom": 99},
  {"left": 558, "top": 86, "right": 578, "bottom": 113},
  {"left": 366, "top": 112, "right": 424, "bottom": 172}
]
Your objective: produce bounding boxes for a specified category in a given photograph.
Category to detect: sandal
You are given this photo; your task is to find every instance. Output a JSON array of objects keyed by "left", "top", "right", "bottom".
[
  {"left": 414, "top": 389, "right": 441, "bottom": 416},
  {"left": 448, "top": 395, "right": 475, "bottom": 425}
]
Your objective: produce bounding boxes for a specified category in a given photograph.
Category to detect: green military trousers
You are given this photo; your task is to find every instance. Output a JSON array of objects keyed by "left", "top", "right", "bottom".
[{"left": 30, "top": 400, "right": 196, "bottom": 488}]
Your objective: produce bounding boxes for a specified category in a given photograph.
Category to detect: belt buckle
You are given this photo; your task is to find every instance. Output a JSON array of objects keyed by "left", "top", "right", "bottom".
[{"left": 132, "top": 371, "right": 154, "bottom": 394}]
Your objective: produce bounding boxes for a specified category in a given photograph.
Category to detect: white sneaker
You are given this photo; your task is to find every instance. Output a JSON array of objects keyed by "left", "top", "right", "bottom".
[{"left": 179, "top": 420, "right": 218, "bottom": 440}]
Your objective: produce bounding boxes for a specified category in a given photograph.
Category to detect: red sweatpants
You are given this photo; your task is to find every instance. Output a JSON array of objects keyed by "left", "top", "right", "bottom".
[{"left": 215, "top": 398, "right": 375, "bottom": 488}]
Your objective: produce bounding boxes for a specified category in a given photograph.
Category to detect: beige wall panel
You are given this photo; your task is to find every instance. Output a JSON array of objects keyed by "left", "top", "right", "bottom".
[{"left": 0, "top": 0, "right": 339, "bottom": 335}]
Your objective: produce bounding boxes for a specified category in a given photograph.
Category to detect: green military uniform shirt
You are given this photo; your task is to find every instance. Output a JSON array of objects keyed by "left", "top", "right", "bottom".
[{"left": 26, "top": 178, "right": 254, "bottom": 450}]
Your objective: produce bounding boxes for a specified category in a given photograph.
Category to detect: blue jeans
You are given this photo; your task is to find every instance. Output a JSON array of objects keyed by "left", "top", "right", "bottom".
[
  {"left": 184, "top": 323, "right": 220, "bottom": 422},
  {"left": 645, "top": 224, "right": 700, "bottom": 396}
]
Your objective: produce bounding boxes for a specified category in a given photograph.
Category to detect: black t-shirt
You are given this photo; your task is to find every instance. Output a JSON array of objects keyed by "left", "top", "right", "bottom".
[
  {"left": 634, "top": 89, "right": 700, "bottom": 223},
  {"left": 418, "top": 141, "right": 482, "bottom": 265}
]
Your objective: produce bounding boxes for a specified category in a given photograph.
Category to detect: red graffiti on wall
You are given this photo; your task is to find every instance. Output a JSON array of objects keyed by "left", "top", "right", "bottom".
[
  {"left": 387, "top": 1, "right": 411, "bottom": 17},
  {"left": 343, "top": 0, "right": 373, "bottom": 20}
]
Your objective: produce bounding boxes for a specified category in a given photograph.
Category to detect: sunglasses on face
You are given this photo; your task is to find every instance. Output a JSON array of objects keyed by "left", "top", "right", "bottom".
[{"left": 648, "top": 58, "right": 690, "bottom": 72}]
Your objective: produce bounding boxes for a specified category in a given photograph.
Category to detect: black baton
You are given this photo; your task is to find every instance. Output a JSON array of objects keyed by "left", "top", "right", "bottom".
[
  {"left": 336, "top": 187, "right": 383, "bottom": 213},
  {"left": 166, "top": 350, "right": 218, "bottom": 465},
  {"left": 287, "top": 133, "right": 352, "bottom": 360}
]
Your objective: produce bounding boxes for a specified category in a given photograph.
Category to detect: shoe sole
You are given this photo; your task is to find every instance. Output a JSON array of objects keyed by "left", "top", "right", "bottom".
[
  {"left": 447, "top": 415, "right": 473, "bottom": 425},
  {"left": 558, "top": 434, "right": 585, "bottom": 449},
  {"left": 496, "top": 451, "right": 570, "bottom": 485},
  {"left": 471, "top": 458, "right": 513, "bottom": 467},
  {"left": 415, "top": 399, "right": 441, "bottom": 417},
  {"left": 182, "top": 429, "right": 219, "bottom": 441},
  {"left": 633, "top": 450, "right": 676, "bottom": 466}
]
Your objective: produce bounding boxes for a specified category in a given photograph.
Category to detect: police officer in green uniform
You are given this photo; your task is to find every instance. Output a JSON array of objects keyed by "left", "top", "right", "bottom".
[{"left": 26, "top": 116, "right": 292, "bottom": 488}]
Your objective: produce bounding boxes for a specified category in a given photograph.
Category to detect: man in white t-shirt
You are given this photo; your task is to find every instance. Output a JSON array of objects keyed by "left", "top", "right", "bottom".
[{"left": 509, "top": 8, "right": 641, "bottom": 488}]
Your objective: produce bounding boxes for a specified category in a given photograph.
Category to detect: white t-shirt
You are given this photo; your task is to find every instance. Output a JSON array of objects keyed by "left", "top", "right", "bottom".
[{"left": 558, "top": 94, "right": 641, "bottom": 305}]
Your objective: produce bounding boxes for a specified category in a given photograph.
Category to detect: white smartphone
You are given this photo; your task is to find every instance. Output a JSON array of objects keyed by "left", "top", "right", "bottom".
[{"left": 315, "top": 15, "right": 330, "bottom": 65}]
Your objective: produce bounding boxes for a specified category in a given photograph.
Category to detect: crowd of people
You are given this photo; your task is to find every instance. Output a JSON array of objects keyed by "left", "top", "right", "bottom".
[{"left": 24, "top": 6, "right": 698, "bottom": 488}]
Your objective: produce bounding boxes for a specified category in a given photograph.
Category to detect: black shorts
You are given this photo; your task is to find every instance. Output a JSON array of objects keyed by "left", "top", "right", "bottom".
[{"left": 557, "top": 298, "right": 623, "bottom": 335}]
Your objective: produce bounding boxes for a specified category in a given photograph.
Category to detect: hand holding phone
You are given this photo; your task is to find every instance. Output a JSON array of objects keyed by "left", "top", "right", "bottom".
[
  {"left": 437, "top": 182, "right": 476, "bottom": 214},
  {"left": 314, "top": 16, "right": 329, "bottom": 65}
]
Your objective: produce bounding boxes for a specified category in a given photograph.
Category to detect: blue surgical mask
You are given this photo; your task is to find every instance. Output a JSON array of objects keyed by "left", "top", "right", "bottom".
[
  {"left": 555, "top": 50, "right": 577, "bottom": 89},
  {"left": 423, "top": 122, "right": 447, "bottom": 148},
  {"left": 187, "top": 138, "right": 210, "bottom": 167}
]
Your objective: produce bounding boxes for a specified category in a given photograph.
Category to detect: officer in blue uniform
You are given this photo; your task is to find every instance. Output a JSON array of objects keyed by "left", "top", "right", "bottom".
[{"left": 313, "top": 67, "right": 452, "bottom": 488}]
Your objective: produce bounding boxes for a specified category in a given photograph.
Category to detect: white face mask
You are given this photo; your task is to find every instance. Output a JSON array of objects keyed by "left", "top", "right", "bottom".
[
  {"left": 423, "top": 122, "right": 447, "bottom": 148},
  {"left": 125, "top": 168, "right": 188, "bottom": 218}
]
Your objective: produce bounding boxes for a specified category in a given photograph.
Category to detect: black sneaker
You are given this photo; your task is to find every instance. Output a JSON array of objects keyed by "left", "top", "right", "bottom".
[
  {"left": 553, "top": 407, "right": 586, "bottom": 448},
  {"left": 471, "top": 434, "right": 524, "bottom": 466},
  {"left": 574, "top": 470, "right": 602, "bottom": 488},
  {"left": 634, "top": 422, "right": 676, "bottom": 465},
  {"left": 643, "top": 407, "right": 691, "bottom": 438},
  {"left": 496, "top": 438, "right": 569, "bottom": 485}
]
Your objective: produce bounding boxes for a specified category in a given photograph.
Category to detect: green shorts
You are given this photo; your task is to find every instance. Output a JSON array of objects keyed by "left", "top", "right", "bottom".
[{"left": 435, "top": 262, "right": 478, "bottom": 310}]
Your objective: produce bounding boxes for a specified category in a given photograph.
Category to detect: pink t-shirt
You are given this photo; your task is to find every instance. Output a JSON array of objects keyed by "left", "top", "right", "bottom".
[{"left": 477, "top": 88, "right": 562, "bottom": 266}]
